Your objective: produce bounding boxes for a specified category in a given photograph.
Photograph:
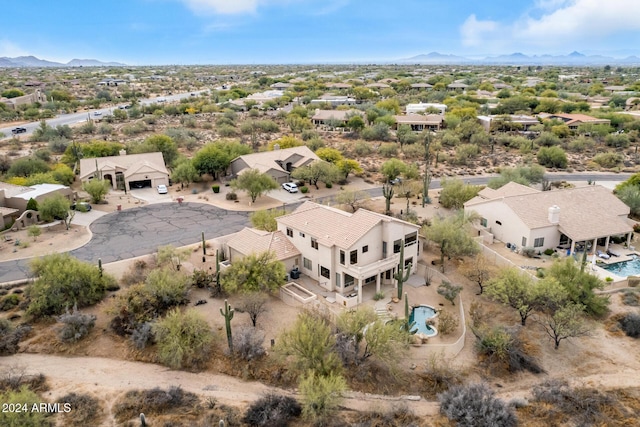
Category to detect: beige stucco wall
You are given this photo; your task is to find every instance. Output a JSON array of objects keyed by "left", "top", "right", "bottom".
[{"left": 467, "top": 201, "right": 530, "bottom": 246}]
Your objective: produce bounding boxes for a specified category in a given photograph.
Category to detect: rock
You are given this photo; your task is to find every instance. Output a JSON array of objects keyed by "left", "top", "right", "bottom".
[
  {"left": 391, "top": 297, "right": 399, "bottom": 303},
  {"left": 410, "top": 363, "right": 417, "bottom": 370}
]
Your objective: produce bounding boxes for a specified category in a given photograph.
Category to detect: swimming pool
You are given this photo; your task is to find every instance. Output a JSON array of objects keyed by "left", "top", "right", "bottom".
[
  {"left": 601, "top": 255, "right": 640, "bottom": 277},
  {"left": 409, "top": 305, "right": 438, "bottom": 336}
]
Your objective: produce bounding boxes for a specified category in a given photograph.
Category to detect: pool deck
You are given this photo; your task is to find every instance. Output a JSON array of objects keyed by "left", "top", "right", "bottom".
[{"left": 589, "top": 243, "right": 637, "bottom": 281}]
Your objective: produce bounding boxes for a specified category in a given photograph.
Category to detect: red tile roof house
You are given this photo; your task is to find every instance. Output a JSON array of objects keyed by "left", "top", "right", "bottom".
[
  {"left": 537, "top": 113, "right": 611, "bottom": 130},
  {"left": 310, "top": 109, "right": 364, "bottom": 127},
  {"left": 393, "top": 113, "right": 443, "bottom": 131}
]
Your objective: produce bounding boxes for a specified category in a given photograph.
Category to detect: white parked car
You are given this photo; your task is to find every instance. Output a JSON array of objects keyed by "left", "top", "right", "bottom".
[
  {"left": 282, "top": 182, "right": 298, "bottom": 193},
  {"left": 93, "top": 111, "right": 102, "bottom": 116},
  {"left": 157, "top": 184, "right": 168, "bottom": 194}
]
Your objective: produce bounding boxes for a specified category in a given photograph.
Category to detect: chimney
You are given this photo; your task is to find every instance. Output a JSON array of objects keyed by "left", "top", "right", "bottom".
[
  {"left": 273, "top": 144, "right": 280, "bottom": 151},
  {"left": 548, "top": 205, "right": 560, "bottom": 224},
  {"left": 119, "top": 149, "right": 127, "bottom": 156}
]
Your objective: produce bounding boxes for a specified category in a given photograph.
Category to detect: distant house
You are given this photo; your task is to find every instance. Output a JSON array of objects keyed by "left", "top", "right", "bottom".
[
  {"left": 79, "top": 151, "right": 169, "bottom": 191},
  {"left": 0, "top": 182, "right": 74, "bottom": 227},
  {"left": 97, "top": 78, "right": 128, "bottom": 86},
  {"left": 447, "top": 82, "right": 469, "bottom": 91},
  {"left": 227, "top": 227, "right": 301, "bottom": 272},
  {"left": 477, "top": 115, "right": 540, "bottom": 132},
  {"left": 1, "top": 89, "right": 46, "bottom": 110},
  {"left": 229, "top": 146, "right": 320, "bottom": 184},
  {"left": 325, "top": 82, "right": 352, "bottom": 89},
  {"left": 406, "top": 102, "right": 447, "bottom": 115},
  {"left": 393, "top": 113, "right": 443, "bottom": 131},
  {"left": 276, "top": 202, "right": 421, "bottom": 303},
  {"left": 464, "top": 182, "right": 634, "bottom": 255},
  {"left": 309, "top": 94, "right": 356, "bottom": 107},
  {"left": 270, "top": 82, "right": 293, "bottom": 90},
  {"left": 537, "top": 113, "right": 611, "bottom": 130},
  {"left": 365, "top": 83, "right": 390, "bottom": 89},
  {"left": 410, "top": 83, "right": 433, "bottom": 90},
  {"left": 311, "top": 109, "right": 363, "bottom": 126}
]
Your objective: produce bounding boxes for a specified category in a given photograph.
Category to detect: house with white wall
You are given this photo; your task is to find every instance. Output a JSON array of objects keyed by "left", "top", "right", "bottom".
[
  {"left": 276, "top": 202, "right": 420, "bottom": 303},
  {"left": 226, "top": 227, "right": 301, "bottom": 272},
  {"left": 464, "top": 182, "right": 634, "bottom": 255}
]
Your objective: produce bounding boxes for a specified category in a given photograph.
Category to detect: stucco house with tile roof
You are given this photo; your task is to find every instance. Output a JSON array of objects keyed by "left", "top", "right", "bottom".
[
  {"left": 79, "top": 151, "right": 169, "bottom": 191},
  {"left": 537, "top": 113, "right": 611, "bottom": 130},
  {"left": 464, "top": 182, "right": 634, "bottom": 255},
  {"left": 276, "top": 202, "right": 421, "bottom": 303},
  {"left": 393, "top": 113, "right": 443, "bottom": 131},
  {"left": 227, "top": 227, "right": 301, "bottom": 271},
  {"left": 0, "top": 182, "right": 74, "bottom": 227},
  {"left": 229, "top": 146, "right": 320, "bottom": 184}
]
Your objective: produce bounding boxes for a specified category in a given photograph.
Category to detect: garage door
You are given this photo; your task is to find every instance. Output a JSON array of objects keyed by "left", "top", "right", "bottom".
[{"left": 129, "top": 179, "right": 152, "bottom": 190}]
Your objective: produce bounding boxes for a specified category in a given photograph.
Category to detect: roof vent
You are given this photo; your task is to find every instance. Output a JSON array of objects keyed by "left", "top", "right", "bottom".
[
  {"left": 273, "top": 143, "right": 280, "bottom": 151},
  {"left": 548, "top": 205, "right": 560, "bottom": 224}
]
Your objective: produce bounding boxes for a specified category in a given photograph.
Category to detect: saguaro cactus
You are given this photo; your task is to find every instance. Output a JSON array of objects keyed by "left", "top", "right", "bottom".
[
  {"left": 202, "top": 231, "right": 207, "bottom": 256},
  {"left": 394, "top": 240, "right": 411, "bottom": 300},
  {"left": 382, "top": 183, "right": 394, "bottom": 215},
  {"left": 98, "top": 258, "right": 103, "bottom": 278},
  {"left": 215, "top": 249, "right": 222, "bottom": 294},
  {"left": 220, "top": 299, "right": 234, "bottom": 352},
  {"left": 402, "top": 292, "right": 417, "bottom": 334}
]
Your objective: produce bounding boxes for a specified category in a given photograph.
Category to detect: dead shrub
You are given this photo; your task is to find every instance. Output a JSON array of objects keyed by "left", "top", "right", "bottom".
[
  {"left": 351, "top": 403, "right": 423, "bottom": 427},
  {"left": 232, "top": 326, "right": 266, "bottom": 361},
  {"left": 437, "top": 310, "right": 459, "bottom": 335},
  {"left": 420, "top": 354, "right": 463, "bottom": 397},
  {"left": 57, "top": 392, "right": 104, "bottom": 426},
  {"left": 0, "top": 365, "right": 47, "bottom": 392},
  {"left": 243, "top": 392, "right": 301, "bottom": 427},
  {"left": 0, "top": 319, "right": 31, "bottom": 356},
  {"left": 113, "top": 386, "right": 201, "bottom": 423}
]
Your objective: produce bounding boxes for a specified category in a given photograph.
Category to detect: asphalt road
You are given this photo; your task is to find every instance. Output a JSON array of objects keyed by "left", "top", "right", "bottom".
[
  {"left": 0, "top": 202, "right": 249, "bottom": 283},
  {"left": 0, "top": 172, "right": 633, "bottom": 283},
  {"left": 0, "top": 90, "right": 209, "bottom": 140}
]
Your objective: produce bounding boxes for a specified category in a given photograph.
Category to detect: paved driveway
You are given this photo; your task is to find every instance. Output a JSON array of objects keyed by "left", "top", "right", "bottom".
[
  {"left": 0, "top": 203, "right": 250, "bottom": 282},
  {"left": 128, "top": 187, "right": 173, "bottom": 204},
  {"left": 267, "top": 188, "right": 309, "bottom": 204},
  {"left": 70, "top": 209, "right": 108, "bottom": 227}
]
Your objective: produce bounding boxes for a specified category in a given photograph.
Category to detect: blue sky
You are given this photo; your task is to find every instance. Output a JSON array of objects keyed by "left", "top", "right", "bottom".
[{"left": 3, "top": 0, "right": 640, "bottom": 64}]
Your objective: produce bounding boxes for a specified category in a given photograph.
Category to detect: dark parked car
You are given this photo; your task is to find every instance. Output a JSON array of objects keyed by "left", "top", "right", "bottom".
[
  {"left": 71, "top": 201, "right": 92, "bottom": 211},
  {"left": 11, "top": 127, "right": 27, "bottom": 134}
]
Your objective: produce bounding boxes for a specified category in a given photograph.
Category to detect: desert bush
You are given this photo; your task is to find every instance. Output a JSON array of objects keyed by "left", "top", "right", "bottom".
[
  {"left": 437, "top": 310, "right": 459, "bottom": 335},
  {"left": 472, "top": 325, "right": 544, "bottom": 374},
  {"left": 353, "top": 140, "right": 373, "bottom": 156},
  {"left": 454, "top": 143, "right": 479, "bottom": 165},
  {"left": 120, "top": 259, "right": 150, "bottom": 286},
  {"left": 121, "top": 122, "right": 146, "bottom": 136},
  {"left": 113, "top": 386, "right": 200, "bottom": 423},
  {"left": 57, "top": 305, "right": 96, "bottom": 343},
  {"left": 378, "top": 143, "right": 398, "bottom": 157},
  {"left": 300, "top": 372, "right": 347, "bottom": 420},
  {"left": 233, "top": 326, "right": 266, "bottom": 361},
  {"left": 131, "top": 322, "right": 155, "bottom": 349},
  {"left": 537, "top": 146, "right": 567, "bottom": 168},
  {"left": 567, "top": 136, "right": 595, "bottom": 152},
  {"left": 421, "top": 354, "right": 463, "bottom": 396},
  {"left": 226, "top": 191, "right": 238, "bottom": 200},
  {"left": 619, "top": 312, "right": 640, "bottom": 337},
  {"left": 57, "top": 392, "right": 103, "bottom": 426},
  {"left": 439, "top": 383, "right": 517, "bottom": 427},
  {"left": 0, "top": 294, "right": 20, "bottom": 311},
  {"left": 621, "top": 290, "right": 640, "bottom": 306},
  {"left": 0, "top": 365, "right": 46, "bottom": 392},
  {"left": 0, "top": 387, "right": 53, "bottom": 427},
  {"left": 437, "top": 281, "right": 462, "bottom": 305},
  {"left": 468, "top": 301, "right": 487, "bottom": 328},
  {"left": 27, "top": 253, "right": 114, "bottom": 318},
  {"left": 362, "top": 123, "right": 390, "bottom": 141},
  {"left": 190, "top": 269, "right": 214, "bottom": 289},
  {"left": 352, "top": 403, "right": 421, "bottom": 427},
  {"left": 243, "top": 393, "right": 302, "bottom": 427},
  {"left": 593, "top": 152, "right": 624, "bottom": 168},
  {"left": 153, "top": 308, "right": 213, "bottom": 369},
  {"left": 300, "top": 186, "right": 309, "bottom": 193}
]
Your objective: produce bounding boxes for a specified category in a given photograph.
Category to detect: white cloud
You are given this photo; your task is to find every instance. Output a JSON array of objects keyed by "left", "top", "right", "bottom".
[
  {"left": 181, "top": 0, "right": 259, "bottom": 14},
  {"left": 0, "top": 39, "right": 29, "bottom": 57},
  {"left": 460, "top": 14, "right": 498, "bottom": 47},
  {"left": 460, "top": 0, "right": 640, "bottom": 52}
]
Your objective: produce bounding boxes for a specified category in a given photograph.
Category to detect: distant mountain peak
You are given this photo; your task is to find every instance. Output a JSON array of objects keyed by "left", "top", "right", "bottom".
[
  {"left": 568, "top": 51, "right": 585, "bottom": 57},
  {"left": 0, "top": 55, "right": 126, "bottom": 68}
]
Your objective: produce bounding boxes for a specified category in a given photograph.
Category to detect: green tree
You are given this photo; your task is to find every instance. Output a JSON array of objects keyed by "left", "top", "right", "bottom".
[
  {"left": 249, "top": 209, "right": 286, "bottom": 232},
  {"left": 38, "top": 193, "right": 72, "bottom": 228},
  {"left": 1, "top": 88, "right": 25, "bottom": 98},
  {"left": 277, "top": 311, "right": 341, "bottom": 376},
  {"left": 299, "top": 372, "right": 347, "bottom": 421},
  {"left": 336, "top": 158, "right": 362, "bottom": 180},
  {"left": 438, "top": 281, "right": 463, "bottom": 305},
  {"left": 487, "top": 165, "right": 546, "bottom": 189},
  {"left": 27, "top": 253, "right": 115, "bottom": 318},
  {"left": 26, "top": 198, "right": 38, "bottom": 211},
  {"left": 171, "top": 160, "right": 199, "bottom": 188},
  {"left": 291, "top": 161, "right": 340, "bottom": 189},
  {"left": 537, "top": 303, "right": 589, "bottom": 349},
  {"left": 380, "top": 158, "right": 407, "bottom": 182},
  {"left": 129, "top": 134, "right": 179, "bottom": 167},
  {"left": 221, "top": 251, "right": 286, "bottom": 294},
  {"left": 153, "top": 308, "right": 213, "bottom": 369},
  {"left": 231, "top": 169, "right": 278, "bottom": 203},
  {"left": 486, "top": 268, "right": 539, "bottom": 326},
  {"left": 335, "top": 189, "right": 370, "bottom": 212},
  {"left": 267, "top": 136, "right": 302, "bottom": 150},
  {"left": 346, "top": 114, "right": 365, "bottom": 132},
  {"left": 617, "top": 185, "right": 640, "bottom": 216},
  {"left": 7, "top": 157, "right": 50, "bottom": 178},
  {"left": 82, "top": 179, "right": 110, "bottom": 204},
  {"left": 544, "top": 258, "right": 608, "bottom": 316},
  {"left": 438, "top": 178, "right": 481, "bottom": 209},
  {"left": 537, "top": 146, "right": 568, "bottom": 168},
  {"left": 422, "top": 211, "right": 479, "bottom": 272},
  {"left": 192, "top": 140, "right": 252, "bottom": 179}
]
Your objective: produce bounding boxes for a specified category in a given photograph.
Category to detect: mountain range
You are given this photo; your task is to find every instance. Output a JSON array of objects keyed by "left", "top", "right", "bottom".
[
  {"left": 400, "top": 51, "right": 640, "bottom": 65},
  {"left": 0, "top": 56, "right": 126, "bottom": 68}
]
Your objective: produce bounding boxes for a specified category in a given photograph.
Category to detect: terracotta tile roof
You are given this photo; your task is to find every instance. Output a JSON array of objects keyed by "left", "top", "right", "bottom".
[
  {"left": 227, "top": 228, "right": 300, "bottom": 261},
  {"left": 79, "top": 152, "right": 168, "bottom": 181}
]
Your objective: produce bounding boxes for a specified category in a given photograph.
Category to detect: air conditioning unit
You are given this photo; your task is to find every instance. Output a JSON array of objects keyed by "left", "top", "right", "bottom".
[{"left": 285, "top": 273, "right": 291, "bottom": 282}]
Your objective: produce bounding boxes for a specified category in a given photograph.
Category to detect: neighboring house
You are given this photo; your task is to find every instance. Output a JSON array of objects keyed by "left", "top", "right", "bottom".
[
  {"left": 477, "top": 115, "right": 540, "bottom": 132},
  {"left": 393, "top": 113, "right": 443, "bottom": 131},
  {"left": 410, "top": 83, "right": 433, "bottom": 90},
  {"left": 464, "top": 182, "right": 634, "bottom": 255},
  {"left": 270, "top": 82, "right": 293, "bottom": 91},
  {"left": 325, "top": 83, "right": 352, "bottom": 89},
  {"left": 406, "top": 102, "right": 447, "bottom": 115},
  {"left": 79, "top": 151, "right": 169, "bottom": 191},
  {"left": 0, "top": 183, "right": 74, "bottom": 227},
  {"left": 227, "top": 227, "right": 301, "bottom": 272},
  {"left": 309, "top": 94, "right": 356, "bottom": 107},
  {"left": 537, "top": 113, "right": 611, "bottom": 129},
  {"left": 229, "top": 146, "right": 320, "bottom": 184},
  {"left": 1, "top": 89, "right": 46, "bottom": 110},
  {"left": 311, "top": 109, "right": 363, "bottom": 126},
  {"left": 97, "top": 78, "right": 128, "bottom": 86},
  {"left": 447, "top": 82, "right": 469, "bottom": 91},
  {"left": 365, "top": 83, "right": 390, "bottom": 89},
  {"left": 277, "top": 202, "right": 421, "bottom": 303}
]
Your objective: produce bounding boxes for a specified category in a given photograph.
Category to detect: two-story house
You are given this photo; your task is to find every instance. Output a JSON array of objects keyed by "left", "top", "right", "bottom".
[{"left": 276, "top": 202, "right": 421, "bottom": 303}]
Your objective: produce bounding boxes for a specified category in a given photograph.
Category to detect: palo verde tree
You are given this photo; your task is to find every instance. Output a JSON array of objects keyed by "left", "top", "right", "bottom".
[
  {"left": 291, "top": 160, "right": 340, "bottom": 189},
  {"left": 82, "top": 179, "right": 110, "bottom": 204},
  {"left": 231, "top": 168, "right": 278, "bottom": 203},
  {"left": 249, "top": 208, "right": 286, "bottom": 232},
  {"left": 39, "top": 193, "right": 74, "bottom": 229},
  {"left": 422, "top": 211, "right": 480, "bottom": 272},
  {"left": 486, "top": 268, "right": 539, "bottom": 326},
  {"left": 220, "top": 251, "right": 286, "bottom": 294}
]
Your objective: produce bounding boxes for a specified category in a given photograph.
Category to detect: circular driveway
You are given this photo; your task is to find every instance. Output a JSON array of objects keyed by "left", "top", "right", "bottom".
[{"left": 0, "top": 203, "right": 251, "bottom": 282}]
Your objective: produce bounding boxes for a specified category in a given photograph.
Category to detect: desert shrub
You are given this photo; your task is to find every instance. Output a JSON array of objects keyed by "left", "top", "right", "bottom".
[
  {"left": 305, "top": 137, "right": 325, "bottom": 152},
  {"left": 605, "top": 133, "right": 630, "bottom": 148},
  {"left": 421, "top": 355, "right": 463, "bottom": 396},
  {"left": 0, "top": 387, "right": 53, "bottom": 427},
  {"left": 0, "top": 366, "right": 47, "bottom": 392},
  {"left": 226, "top": 191, "right": 238, "bottom": 200},
  {"left": 190, "top": 269, "right": 214, "bottom": 288},
  {"left": 57, "top": 305, "right": 96, "bottom": 343},
  {"left": 378, "top": 143, "right": 398, "bottom": 157},
  {"left": 57, "top": 392, "right": 103, "bottom": 426},
  {"left": 593, "top": 152, "right": 624, "bottom": 168},
  {"left": 353, "top": 140, "right": 373, "bottom": 156},
  {"left": 120, "top": 259, "right": 150, "bottom": 286},
  {"left": 131, "top": 322, "right": 155, "bottom": 349},
  {"left": 537, "top": 146, "right": 567, "bottom": 168},
  {"left": 233, "top": 326, "right": 266, "bottom": 361},
  {"left": 27, "top": 253, "right": 114, "bottom": 318},
  {"left": 468, "top": 301, "right": 488, "bottom": 328},
  {"left": 113, "top": 386, "right": 200, "bottom": 423},
  {"left": 621, "top": 290, "right": 640, "bottom": 306},
  {"left": 362, "top": 123, "right": 390, "bottom": 141},
  {"left": 472, "top": 325, "right": 544, "bottom": 374},
  {"left": 121, "top": 122, "right": 146, "bottom": 136},
  {"left": 300, "top": 372, "right": 347, "bottom": 420},
  {"left": 0, "top": 294, "right": 20, "bottom": 311},
  {"left": 439, "top": 383, "right": 517, "bottom": 427},
  {"left": 543, "top": 248, "right": 555, "bottom": 256},
  {"left": 437, "top": 310, "right": 459, "bottom": 335},
  {"left": 352, "top": 403, "right": 421, "bottom": 427},
  {"left": 300, "top": 186, "right": 309, "bottom": 193},
  {"left": 454, "top": 143, "right": 479, "bottom": 165},
  {"left": 567, "top": 136, "right": 595, "bottom": 152},
  {"left": 153, "top": 308, "right": 213, "bottom": 369},
  {"left": 531, "top": 379, "right": 623, "bottom": 426},
  {"left": 437, "top": 281, "right": 462, "bottom": 305},
  {"left": 619, "top": 312, "right": 640, "bottom": 337},
  {"left": 243, "top": 393, "right": 302, "bottom": 427}
]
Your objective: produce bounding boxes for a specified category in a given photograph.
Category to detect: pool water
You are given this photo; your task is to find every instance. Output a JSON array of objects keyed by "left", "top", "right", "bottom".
[
  {"left": 409, "top": 305, "right": 438, "bottom": 336},
  {"left": 602, "top": 255, "right": 640, "bottom": 277}
]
